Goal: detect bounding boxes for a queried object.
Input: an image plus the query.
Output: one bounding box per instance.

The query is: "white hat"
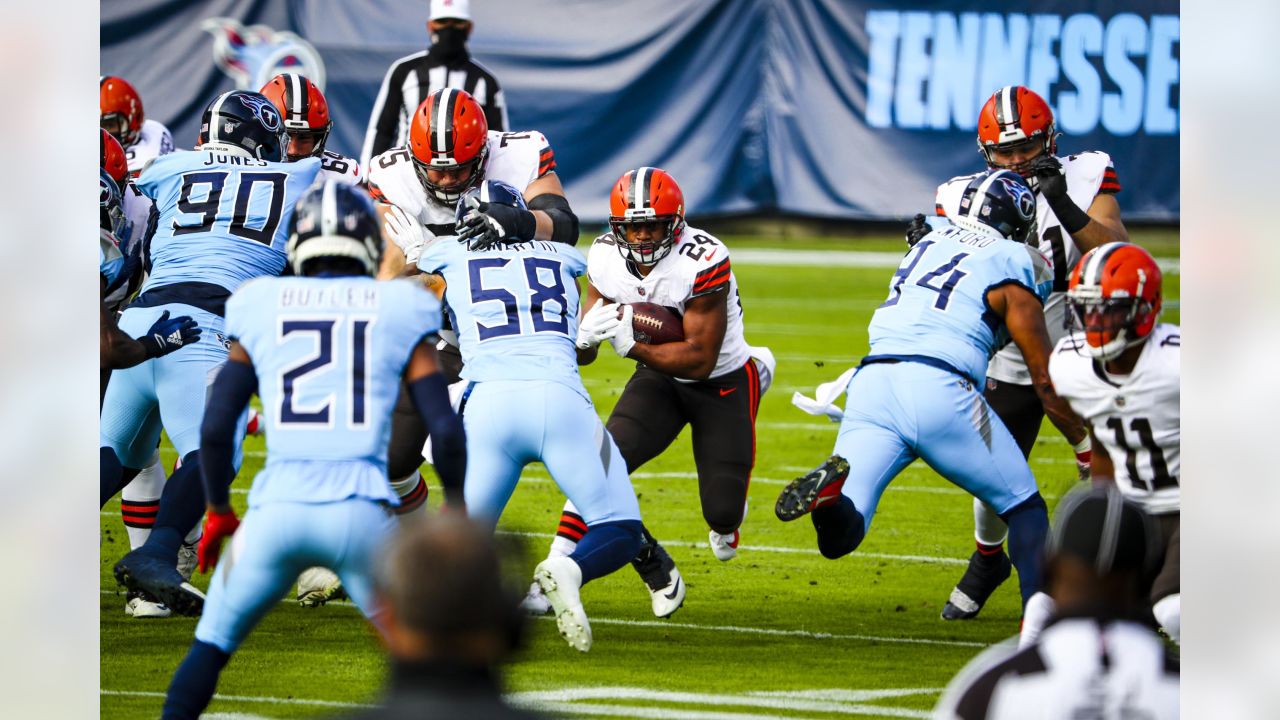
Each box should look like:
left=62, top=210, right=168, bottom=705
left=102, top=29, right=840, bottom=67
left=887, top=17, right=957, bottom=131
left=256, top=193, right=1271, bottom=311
left=430, top=0, right=471, bottom=21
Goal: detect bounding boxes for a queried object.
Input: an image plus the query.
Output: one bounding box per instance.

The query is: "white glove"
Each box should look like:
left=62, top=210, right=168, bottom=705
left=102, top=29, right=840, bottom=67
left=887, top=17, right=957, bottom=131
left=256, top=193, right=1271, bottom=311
left=609, top=304, right=636, bottom=358
left=575, top=299, right=621, bottom=350
left=383, top=205, right=429, bottom=265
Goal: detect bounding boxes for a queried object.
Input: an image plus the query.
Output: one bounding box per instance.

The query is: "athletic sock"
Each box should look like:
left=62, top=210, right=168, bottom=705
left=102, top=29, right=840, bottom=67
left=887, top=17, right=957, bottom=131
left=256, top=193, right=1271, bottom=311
left=1153, top=594, right=1180, bottom=644
left=162, top=640, right=230, bottom=720
left=569, top=519, right=643, bottom=584
left=122, top=451, right=166, bottom=549
left=145, top=452, right=207, bottom=561
left=1002, top=493, right=1049, bottom=607
left=390, top=472, right=429, bottom=517
left=811, top=495, right=865, bottom=559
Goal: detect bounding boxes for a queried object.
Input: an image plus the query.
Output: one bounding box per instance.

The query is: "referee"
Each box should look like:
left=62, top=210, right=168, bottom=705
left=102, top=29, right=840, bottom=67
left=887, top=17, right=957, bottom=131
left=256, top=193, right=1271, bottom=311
left=933, top=486, right=1178, bottom=720
left=361, top=0, right=508, bottom=168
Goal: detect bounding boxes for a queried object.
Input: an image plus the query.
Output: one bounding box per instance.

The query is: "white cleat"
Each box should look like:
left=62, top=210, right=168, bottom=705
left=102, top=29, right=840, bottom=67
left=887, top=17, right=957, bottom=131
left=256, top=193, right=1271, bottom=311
left=649, top=567, right=685, bottom=618
left=534, top=556, right=592, bottom=652
left=297, top=567, right=345, bottom=607
left=125, top=590, right=172, bottom=619
left=521, top=580, right=553, bottom=616
left=709, top=529, right=740, bottom=561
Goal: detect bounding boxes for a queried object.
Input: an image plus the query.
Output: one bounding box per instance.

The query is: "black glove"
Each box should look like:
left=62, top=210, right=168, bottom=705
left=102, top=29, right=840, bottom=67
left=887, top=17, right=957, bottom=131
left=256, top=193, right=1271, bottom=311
left=139, top=310, right=201, bottom=359
left=905, top=213, right=931, bottom=248
left=454, top=196, right=536, bottom=250
left=1026, top=153, right=1067, bottom=199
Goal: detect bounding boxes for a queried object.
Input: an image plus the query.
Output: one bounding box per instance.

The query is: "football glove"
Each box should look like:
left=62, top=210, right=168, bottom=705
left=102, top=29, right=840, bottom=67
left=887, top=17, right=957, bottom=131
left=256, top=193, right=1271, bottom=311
left=197, top=508, right=240, bottom=573
left=139, top=310, right=201, bottom=359
left=609, top=304, right=636, bottom=358
left=1026, top=153, right=1068, bottom=199
left=1073, top=436, right=1092, bottom=483
left=576, top=299, right=622, bottom=350
left=905, top=213, right=931, bottom=248
left=455, top=195, right=536, bottom=249
left=383, top=205, right=430, bottom=265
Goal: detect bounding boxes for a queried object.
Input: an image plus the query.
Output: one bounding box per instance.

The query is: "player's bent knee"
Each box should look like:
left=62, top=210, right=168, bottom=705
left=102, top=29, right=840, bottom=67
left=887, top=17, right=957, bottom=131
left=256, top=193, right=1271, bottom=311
left=999, top=491, right=1048, bottom=522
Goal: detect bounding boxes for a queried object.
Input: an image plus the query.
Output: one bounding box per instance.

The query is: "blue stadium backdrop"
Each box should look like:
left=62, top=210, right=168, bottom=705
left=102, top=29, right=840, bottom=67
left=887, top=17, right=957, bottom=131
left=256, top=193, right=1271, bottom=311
left=101, top=0, right=1179, bottom=222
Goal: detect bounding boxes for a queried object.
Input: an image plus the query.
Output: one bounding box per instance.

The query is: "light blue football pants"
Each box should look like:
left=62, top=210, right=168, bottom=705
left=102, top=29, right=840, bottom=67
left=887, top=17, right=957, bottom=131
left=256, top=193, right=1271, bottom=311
left=100, top=303, right=247, bottom=468
left=834, top=361, right=1039, bottom=531
left=461, top=380, right=642, bottom=527
left=195, top=498, right=395, bottom=653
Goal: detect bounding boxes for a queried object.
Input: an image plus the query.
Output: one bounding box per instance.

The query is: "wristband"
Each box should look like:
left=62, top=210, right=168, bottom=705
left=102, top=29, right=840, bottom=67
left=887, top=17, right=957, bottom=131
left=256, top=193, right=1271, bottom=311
left=1045, top=192, right=1091, bottom=235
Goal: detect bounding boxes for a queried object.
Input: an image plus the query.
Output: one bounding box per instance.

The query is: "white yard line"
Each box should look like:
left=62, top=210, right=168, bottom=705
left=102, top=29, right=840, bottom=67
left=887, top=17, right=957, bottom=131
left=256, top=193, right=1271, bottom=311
left=731, top=248, right=1180, bottom=275
left=100, top=689, right=374, bottom=709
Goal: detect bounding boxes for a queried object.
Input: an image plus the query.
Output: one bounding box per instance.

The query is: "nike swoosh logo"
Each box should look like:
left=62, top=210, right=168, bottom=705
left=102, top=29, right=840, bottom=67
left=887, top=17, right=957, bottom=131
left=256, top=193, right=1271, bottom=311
left=704, top=250, right=717, bottom=262
left=719, top=387, right=737, bottom=396
left=663, top=577, right=682, bottom=600
left=813, top=494, right=837, bottom=507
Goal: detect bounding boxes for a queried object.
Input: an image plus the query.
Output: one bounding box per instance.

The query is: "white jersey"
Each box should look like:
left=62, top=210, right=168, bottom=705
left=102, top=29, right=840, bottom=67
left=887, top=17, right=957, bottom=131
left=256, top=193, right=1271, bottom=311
left=367, top=129, right=554, bottom=264
left=936, top=151, right=1120, bottom=384
left=102, top=181, right=155, bottom=311
left=587, top=226, right=752, bottom=381
left=124, top=119, right=174, bottom=177
left=315, top=150, right=361, bottom=189
left=1049, top=324, right=1180, bottom=514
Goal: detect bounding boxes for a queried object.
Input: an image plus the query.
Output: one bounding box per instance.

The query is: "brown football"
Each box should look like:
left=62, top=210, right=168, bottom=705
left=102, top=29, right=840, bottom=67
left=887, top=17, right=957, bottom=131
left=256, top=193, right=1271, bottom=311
left=627, top=302, right=685, bottom=345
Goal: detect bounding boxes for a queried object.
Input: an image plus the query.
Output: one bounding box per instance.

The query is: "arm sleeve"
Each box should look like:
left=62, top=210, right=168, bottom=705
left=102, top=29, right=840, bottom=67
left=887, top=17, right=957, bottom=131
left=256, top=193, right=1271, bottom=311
left=200, top=360, right=256, bottom=507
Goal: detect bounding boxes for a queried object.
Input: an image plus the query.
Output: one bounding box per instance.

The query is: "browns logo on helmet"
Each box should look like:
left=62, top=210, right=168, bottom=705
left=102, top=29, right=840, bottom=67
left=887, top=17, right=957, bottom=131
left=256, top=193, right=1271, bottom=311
left=609, top=167, right=686, bottom=266
left=1067, top=242, right=1162, bottom=361
left=100, top=76, right=145, bottom=148
left=259, top=73, right=333, bottom=161
left=408, top=88, right=490, bottom=204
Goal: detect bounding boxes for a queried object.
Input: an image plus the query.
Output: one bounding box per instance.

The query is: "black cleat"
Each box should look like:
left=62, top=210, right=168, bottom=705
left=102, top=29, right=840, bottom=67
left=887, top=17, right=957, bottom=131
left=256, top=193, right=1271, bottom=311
left=941, top=549, right=1012, bottom=620
left=775, top=455, right=851, bottom=521
left=114, top=549, right=205, bottom=617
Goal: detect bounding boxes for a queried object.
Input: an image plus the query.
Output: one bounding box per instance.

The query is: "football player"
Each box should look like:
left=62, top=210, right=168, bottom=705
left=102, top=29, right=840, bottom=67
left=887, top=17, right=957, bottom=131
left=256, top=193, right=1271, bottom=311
left=101, top=148, right=199, bottom=618
left=529, top=167, right=774, bottom=619
left=160, top=181, right=465, bottom=719
left=416, top=180, right=642, bottom=652
left=1020, top=243, right=1180, bottom=645
left=259, top=72, right=361, bottom=188
left=780, top=170, right=1069, bottom=614
left=106, top=90, right=322, bottom=616
left=100, top=75, right=174, bottom=177
left=924, top=86, right=1129, bottom=621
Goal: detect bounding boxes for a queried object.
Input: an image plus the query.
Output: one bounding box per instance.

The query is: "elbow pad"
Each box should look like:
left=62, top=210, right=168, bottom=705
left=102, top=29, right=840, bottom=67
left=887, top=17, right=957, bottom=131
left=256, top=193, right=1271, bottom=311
left=529, top=193, right=579, bottom=246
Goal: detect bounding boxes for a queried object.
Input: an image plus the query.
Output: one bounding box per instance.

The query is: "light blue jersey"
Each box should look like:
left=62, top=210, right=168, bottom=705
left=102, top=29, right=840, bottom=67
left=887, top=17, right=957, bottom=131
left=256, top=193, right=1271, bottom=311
left=867, top=224, right=1052, bottom=385
left=136, top=150, right=321, bottom=295
left=225, top=276, right=442, bottom=507
left=99, top=229, right=124, bottom=289
left=418, top=239, right=585, bottom=388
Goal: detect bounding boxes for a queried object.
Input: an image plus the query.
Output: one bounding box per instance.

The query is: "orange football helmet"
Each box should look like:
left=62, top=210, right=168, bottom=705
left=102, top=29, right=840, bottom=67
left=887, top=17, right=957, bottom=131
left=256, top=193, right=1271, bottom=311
left=100, top=76, right=144, bottom=148
left=1067, top=242, right=1162, bottom=361
left=976, top=86, right=1057, bottom=173
left=408, top=88, right=489, bottom=203
left=609, top=167, right=686, bottom=266
left=101, top=129, right=129, bottom=192
left=259, top=73, right=332, bottom=161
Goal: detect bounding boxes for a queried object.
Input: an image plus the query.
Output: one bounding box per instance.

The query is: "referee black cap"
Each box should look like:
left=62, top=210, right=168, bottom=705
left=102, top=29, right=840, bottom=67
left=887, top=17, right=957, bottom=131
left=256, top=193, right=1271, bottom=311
left=1047, top=486, right=1162, bottom=576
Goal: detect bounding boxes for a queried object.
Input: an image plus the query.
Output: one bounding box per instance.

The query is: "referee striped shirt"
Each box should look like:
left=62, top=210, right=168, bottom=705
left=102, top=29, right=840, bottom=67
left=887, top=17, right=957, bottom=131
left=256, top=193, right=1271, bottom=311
left=361, top=52, right=508, bottom=168
left=934, top=616, right=1178, bottom=719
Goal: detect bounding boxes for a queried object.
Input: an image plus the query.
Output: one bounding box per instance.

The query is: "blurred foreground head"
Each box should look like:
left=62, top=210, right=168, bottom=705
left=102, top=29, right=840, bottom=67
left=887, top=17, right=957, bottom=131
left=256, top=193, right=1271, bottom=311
left=1044, top=486, right=1162, bottom=616
left=375, top=514, right=525, bottom=663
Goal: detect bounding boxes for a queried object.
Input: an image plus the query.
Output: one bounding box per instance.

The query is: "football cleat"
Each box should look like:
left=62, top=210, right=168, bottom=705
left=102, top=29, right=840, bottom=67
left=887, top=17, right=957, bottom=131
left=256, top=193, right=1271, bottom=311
left=631, top=540, right=685, bottom=617
left=940, top=549, right=1013, bottom=620
left=533, top=556, right=592, bottom=652
left=297, top=567, right=346, bottom=608
left=708, top=530, right=740, bottom=562
left=245, top=408, right=264, bottom=436
left=124, top=589, right=171, bottom=619
left=775, top=455, right=851, bottom=521
left=520, top=580, right=552, bottom=616
left=177, top=541, right=198, bottom=581
left=114, top=550, right=205, bottom=617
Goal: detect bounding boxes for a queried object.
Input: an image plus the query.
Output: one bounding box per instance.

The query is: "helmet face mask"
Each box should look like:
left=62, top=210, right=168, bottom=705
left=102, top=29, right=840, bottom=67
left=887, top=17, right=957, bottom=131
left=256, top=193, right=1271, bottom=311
left=287, top=181, right=383, bottom=276
left=1067, top=243, right=1163, bottom=362
left=100, top=169, right=129, bottom=239
left=409, top=89, right=490, bottom=205
left=259, top=73, right=333, bottom=162
left=100, top=76, right=144, bottom=148
left=610, top=217, right=678, bottom=266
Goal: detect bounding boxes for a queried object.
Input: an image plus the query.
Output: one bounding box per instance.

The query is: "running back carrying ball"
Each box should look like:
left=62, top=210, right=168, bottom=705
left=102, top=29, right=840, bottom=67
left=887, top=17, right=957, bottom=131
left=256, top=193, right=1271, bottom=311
left=626, top=302, right=684, bottom=345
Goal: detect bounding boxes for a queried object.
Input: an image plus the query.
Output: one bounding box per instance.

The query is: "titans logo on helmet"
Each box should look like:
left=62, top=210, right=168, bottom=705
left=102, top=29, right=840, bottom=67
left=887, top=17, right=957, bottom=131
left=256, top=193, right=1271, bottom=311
left=237, top=93, right=283, bottom=132
left=997, top=176, right=1036, bottom=222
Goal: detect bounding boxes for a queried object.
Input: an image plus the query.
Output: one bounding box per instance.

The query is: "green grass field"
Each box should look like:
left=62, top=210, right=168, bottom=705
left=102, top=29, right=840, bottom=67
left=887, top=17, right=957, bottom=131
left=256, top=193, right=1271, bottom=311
left=100, top=231, right=1179, bottom=719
